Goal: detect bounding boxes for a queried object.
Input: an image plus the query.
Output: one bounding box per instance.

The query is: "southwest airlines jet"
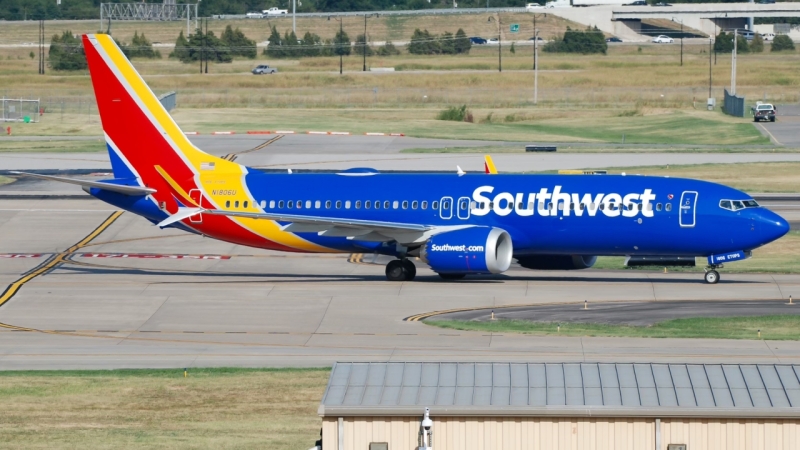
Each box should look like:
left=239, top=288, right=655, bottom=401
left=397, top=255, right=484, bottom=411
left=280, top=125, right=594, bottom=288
left=15, top=34, right=790, bottom=284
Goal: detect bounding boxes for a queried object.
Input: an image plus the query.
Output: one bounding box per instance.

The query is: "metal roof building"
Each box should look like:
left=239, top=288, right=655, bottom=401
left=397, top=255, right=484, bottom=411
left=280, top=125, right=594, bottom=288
left=319, top=362, right=800, bottom=450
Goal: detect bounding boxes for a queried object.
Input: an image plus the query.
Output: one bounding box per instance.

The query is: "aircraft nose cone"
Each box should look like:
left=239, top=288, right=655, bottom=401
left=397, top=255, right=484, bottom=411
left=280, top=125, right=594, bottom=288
left=757, top=210, right=790, bottom=244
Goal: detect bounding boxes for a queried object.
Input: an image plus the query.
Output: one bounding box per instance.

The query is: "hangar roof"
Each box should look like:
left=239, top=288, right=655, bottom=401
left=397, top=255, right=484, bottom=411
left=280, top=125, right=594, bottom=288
left=319, top=362, right=800, bottom=418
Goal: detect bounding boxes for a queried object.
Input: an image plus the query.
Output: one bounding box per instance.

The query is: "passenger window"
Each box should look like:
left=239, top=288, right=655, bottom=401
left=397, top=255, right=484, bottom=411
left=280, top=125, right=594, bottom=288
left=297, top=200, right=302, bottom=209
left=315, top=200, right=321, bottom=208
left=402, top=201, right=409, bottom=209
left=336, top=201, right=342, bottom=209
left=666, top=203, right=672, bottom=212
left=355, top=200, right=361, bottom=209
left=235, top=201, right=240, bottom=208
left=393, top=201, right=399, bottom=209
left=443, top=200, right=450, bottom=210
left=412, top=201, right=418, bottom=210
left=558, top=203, right=564, bottom=211
left=225, top=200, right=230, bottom=208
left=489, top=202, right=494, bottom=209
left=244, top=201, right=249, bottom=209
left=345, top=201, right=351, bottom=209
left=460, top=200, right=468, bottom=210
left=548, top=202, right=554, bottom=210
left=384, top=201, right=390, bottom=209
left=305, top=200, right=311, bottom=209
left=374, top=201, right=380, bottom=210
left=269, top=200, right=275, bottom=208
left=432, top=201, right=439, bottom=210
left=279, top=200, right=285, bottom=208
left=261, top=200, right=266, bottom=208
left=326, top=200, right=331, bottom=209
left=599, top=203, right=605, bottom=210
left=656, top=203, right=662, bottom=211
left=365, top=200, right=371, bottom=209
left=732, top=200, right=744, bottom=211
left=422, top=201, right=428, bottom=210
left=719, top=200, right=732, bottom=210
left=638, top=204, right=642, bottom=211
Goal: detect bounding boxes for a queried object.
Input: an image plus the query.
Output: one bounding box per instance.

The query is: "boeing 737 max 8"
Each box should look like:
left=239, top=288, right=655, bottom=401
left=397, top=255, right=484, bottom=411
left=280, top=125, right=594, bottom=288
left=14, top=35, right=790, bottom=284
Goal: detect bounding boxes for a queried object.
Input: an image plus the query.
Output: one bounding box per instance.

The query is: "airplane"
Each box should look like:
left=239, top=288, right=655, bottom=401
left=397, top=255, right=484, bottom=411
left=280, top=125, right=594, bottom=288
left=13, top=34, right=790, bottom=284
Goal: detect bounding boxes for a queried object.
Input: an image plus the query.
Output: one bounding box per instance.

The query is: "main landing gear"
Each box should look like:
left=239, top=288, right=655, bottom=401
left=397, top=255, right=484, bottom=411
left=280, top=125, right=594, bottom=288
left=386, top=259, right=416, bottom=281
left=704, top=265, right=722, bottom=284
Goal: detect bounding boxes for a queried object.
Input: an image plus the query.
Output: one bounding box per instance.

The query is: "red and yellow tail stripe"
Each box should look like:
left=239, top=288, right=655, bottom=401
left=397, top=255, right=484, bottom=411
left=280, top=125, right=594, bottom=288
left=84, top=34, right=332, bottom=253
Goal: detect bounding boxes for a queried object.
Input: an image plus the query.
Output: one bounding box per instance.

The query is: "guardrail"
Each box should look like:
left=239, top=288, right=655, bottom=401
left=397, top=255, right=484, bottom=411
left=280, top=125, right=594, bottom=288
left=211, top=7, right=528, bottom=20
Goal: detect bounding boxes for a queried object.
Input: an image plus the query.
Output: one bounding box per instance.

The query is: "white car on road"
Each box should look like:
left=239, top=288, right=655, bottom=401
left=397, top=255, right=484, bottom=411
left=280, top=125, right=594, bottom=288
left=652, top=35, right=674, bottom=44
left=263, top=7, right=288, bottom=15
left=245, top=12, right=263, bottom=18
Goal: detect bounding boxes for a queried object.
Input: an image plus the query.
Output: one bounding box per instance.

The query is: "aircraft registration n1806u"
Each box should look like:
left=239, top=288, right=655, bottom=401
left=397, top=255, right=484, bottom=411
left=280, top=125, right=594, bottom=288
left=15, top=34, right=790, bottom=284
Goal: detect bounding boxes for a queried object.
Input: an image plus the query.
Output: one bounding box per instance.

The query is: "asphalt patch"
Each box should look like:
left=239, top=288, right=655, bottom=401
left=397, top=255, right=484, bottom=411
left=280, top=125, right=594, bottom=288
left=430, top=300, right=800, bottom=326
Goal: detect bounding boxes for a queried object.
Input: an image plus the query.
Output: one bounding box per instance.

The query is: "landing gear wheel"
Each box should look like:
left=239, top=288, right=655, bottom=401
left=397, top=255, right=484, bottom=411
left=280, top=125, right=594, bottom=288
left=438, top=273, right=466, bottom=280
left=401, top=259, right=417, bottom=281
left=385, top=260, right=407, bottom=281
left=704, top=270, right=720, bottom=284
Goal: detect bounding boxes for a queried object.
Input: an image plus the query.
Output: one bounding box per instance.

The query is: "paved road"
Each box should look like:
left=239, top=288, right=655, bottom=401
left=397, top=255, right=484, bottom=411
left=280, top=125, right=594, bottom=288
left=1, top=199, right=800, bottom=370
left=755, top=105, right=800, bottom=148
left=432, top=300, right=800, bottom=326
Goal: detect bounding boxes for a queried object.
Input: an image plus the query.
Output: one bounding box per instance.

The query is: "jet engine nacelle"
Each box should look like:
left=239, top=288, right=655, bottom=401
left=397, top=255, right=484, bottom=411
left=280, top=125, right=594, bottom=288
left=420, top=227, right=513, bottom=274
left=516, top=254, right=597, bottom=270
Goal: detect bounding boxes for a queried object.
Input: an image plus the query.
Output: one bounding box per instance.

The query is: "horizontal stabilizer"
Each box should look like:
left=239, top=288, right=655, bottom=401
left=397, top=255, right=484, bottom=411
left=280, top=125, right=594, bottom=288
left=156, top=207, right=203, bottom=228
left=10, top=171, right=155, bottom=196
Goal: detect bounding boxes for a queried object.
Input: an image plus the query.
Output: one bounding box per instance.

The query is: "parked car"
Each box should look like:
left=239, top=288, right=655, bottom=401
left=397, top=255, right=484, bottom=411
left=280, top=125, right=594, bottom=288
left=752, top=103, right=777, bottom=122
left=526, top=2, right=544, bottom=10
left=252, top=64, right=278, bottom=75
left=245, top=12, right=263, bottom=18
left=761, top=33, right=776, bottom=41
left=469, top=37, right=487, bottom=45
left=487, top=38, right=499, bottom=44
left=652, top=35, right=674, bottom=43
left=263, top=7, right=288, bottom=15
left=653, top=2, right=671, bottom=6
left=627, top=0, right=647, bottom=5
left=606, top=37, right=622, bottom=43
left=735, top=29, right=755, bottom=41
left=528, top=36, right=545, bottom=42
left=757, top=0, right=775, bottom=4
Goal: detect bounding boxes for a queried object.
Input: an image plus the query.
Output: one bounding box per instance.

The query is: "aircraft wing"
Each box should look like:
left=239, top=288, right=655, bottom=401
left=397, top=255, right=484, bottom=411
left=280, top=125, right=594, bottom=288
left=10, top=171, right=155, bottom=196
left=158, top=207, right=470, bottom=245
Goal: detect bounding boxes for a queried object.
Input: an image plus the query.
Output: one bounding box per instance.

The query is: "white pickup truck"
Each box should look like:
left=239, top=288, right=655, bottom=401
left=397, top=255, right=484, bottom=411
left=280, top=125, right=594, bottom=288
left=263, top=7, right=288, bottom=15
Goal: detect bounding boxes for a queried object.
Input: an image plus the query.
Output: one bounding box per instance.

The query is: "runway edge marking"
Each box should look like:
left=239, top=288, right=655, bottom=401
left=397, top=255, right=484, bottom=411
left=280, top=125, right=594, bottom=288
left=0, top=211, right=124, bottom=321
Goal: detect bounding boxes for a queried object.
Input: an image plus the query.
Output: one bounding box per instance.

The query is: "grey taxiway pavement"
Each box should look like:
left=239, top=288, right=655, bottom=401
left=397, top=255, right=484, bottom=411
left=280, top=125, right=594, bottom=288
left=1, top=199, right=800, bottom=370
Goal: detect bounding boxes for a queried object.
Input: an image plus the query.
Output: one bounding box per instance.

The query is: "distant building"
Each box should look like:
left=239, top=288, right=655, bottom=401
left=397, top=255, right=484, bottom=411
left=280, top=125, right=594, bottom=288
left=318, top=362, right=800, bottom=450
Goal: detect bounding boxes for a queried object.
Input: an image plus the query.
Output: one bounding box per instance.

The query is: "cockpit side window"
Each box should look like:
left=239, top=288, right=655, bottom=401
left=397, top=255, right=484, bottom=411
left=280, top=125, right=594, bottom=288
left=719, top=200, right=732, bottom=211
left=732, top=200, right=745, bottom=211
left=743, top=200, right=759, bottom=208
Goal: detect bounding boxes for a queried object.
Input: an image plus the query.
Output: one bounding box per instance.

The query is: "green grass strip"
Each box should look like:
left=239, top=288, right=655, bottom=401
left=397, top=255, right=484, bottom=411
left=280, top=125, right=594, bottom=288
left=427, top=315, right=800, bottom=340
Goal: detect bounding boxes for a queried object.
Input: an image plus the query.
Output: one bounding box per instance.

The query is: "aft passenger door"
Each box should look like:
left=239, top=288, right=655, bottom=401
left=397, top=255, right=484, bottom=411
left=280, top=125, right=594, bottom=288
left=679, top=191, right=697, bottom=228
left=440, top=196, right=453, bottom=219
left=189, top=189, right=203, bottom=223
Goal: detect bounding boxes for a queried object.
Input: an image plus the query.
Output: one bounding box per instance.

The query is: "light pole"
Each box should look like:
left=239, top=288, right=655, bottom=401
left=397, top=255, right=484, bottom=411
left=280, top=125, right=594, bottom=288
left=731, top=29, right=737, bottom=95
left=488, top=15, right=501, bottom=72
left=363, top=13, right=378, bottom=72
left=672, top=17, right=683, bottom=66
left=532, top=13, right=546, bottom=70
left=534, top=30, right=540, bottom=104
left=328, top=16, right=343, bottom=75
left=708, top=37, right=713, bottom=100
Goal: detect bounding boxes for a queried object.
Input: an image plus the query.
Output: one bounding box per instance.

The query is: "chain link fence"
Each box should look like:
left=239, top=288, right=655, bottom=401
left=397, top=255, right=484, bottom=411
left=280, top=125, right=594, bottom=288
left=1, top=98, right=40, bottom=123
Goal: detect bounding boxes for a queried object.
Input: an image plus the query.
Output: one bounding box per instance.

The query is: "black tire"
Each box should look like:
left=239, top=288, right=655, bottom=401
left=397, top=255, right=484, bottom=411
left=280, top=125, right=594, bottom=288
left=704, top=270, right=720, bottom=284
left=385, top=260, right=407, bottom=281
left=438, top=273, right=466, bottom=280
left=401, top=259, right=417, bottom=281
left=770, top=117, right=776, bottom=122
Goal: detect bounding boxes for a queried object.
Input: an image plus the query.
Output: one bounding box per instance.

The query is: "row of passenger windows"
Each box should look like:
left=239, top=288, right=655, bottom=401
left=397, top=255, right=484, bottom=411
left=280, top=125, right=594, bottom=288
left=719, top=199, right=759, bottom=211
left=222, top=198, right=677, bottom=213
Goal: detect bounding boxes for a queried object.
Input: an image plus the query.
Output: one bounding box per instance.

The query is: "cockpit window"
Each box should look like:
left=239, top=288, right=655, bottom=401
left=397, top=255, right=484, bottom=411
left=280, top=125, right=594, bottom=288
left=720, top=199, right=759, bottom=211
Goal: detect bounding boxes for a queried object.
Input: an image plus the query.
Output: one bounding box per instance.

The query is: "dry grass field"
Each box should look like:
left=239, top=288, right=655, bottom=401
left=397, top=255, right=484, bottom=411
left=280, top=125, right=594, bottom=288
left=0, top=368, right=329, bottom=450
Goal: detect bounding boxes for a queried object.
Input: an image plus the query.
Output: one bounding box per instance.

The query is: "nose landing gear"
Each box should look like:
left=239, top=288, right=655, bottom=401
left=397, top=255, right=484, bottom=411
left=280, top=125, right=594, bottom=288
left=704, top=265, right=722, bottom=284
left=385, top=259, right=416, bottom=281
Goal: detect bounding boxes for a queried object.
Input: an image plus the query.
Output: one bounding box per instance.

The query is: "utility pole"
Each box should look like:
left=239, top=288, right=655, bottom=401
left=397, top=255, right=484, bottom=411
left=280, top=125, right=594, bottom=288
left=708, top=38, right=712, bottom=100
left=680, top=20, right=683, bottom=66
left=361, top=14, right=378, bottom=72
left=534, top=29, right=540, bottom=104
left=204, top=18, right=208, bottom=74
left=292, top=0, right=296, bottom=33
left=731, top=29, right=737, bottom=95
left=199, top=18, right=203, bottom=74
left=329, top=16, right=343, bottom=75
left=38, top=20, right=45, bottom=75
left=488, top=15, right=501, bottom=72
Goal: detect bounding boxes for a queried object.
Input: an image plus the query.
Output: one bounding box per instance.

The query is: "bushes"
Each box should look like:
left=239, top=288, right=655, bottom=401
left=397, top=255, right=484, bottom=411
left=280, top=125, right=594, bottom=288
left=170, top=28, right=232, bottom=63
left=750, top=33, right=764, bottom=53
left=376, top=41, right=401, bottom=56
left=772, top=35, right=796, bottom=52
left=543, top=27, right=607, bottom=54
left=265, top=26, right=329, bottom=58
left=714, top=31, right=749, bottom=53
left=408, top=28, right=471, bottom=55
left=119, top=31, right=161, bottom=59
left=354, top=34, right=374, bottom=57
left=49, top=31, right=86, bottom=71
left=221, top=25, right=256, bottom=58
left=437, top=105, right=472, bottom=123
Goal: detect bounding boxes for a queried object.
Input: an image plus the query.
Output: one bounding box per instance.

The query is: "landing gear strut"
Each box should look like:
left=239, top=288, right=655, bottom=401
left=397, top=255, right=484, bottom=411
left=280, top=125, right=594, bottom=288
left=385, top=259, right=416, bottom=281
left=704, top=265, right=722, bottom=284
